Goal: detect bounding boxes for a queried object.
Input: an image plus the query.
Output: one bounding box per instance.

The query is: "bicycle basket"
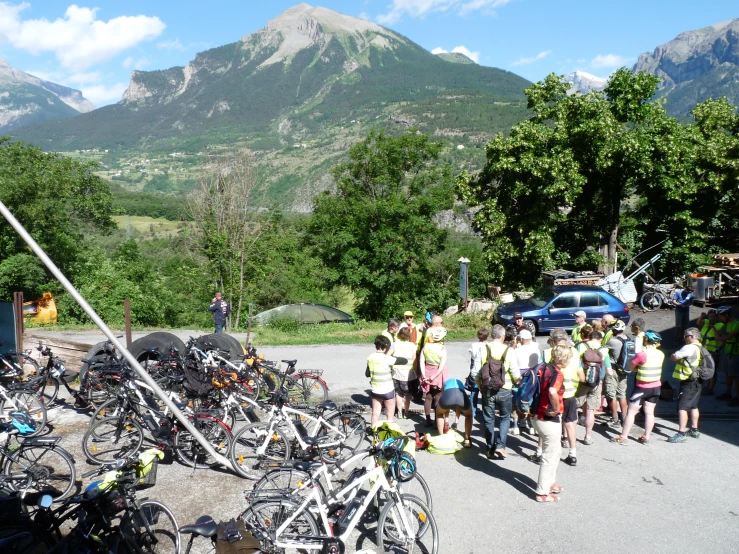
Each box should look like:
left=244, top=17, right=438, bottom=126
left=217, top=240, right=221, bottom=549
left=136, top=448, right=164, bottom=489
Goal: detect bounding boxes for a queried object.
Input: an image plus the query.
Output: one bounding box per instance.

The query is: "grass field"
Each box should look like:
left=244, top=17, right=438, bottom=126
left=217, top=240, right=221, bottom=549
left=111, top=215, right=187, bottom=236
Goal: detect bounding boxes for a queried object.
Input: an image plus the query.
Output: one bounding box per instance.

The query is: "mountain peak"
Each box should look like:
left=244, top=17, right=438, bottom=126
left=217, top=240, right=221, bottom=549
left=563, top=70, right=607, bottom=95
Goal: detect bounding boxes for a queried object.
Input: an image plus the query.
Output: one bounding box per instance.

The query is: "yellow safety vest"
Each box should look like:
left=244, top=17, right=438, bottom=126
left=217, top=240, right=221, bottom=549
left=636, top=346, right=664, bottom=383
left=381, top=330, right=396, bottom=345
left=422, top=342, right=445, bottom=366
left=602, top=330, right=613, bottom=346
left=700, top=321, right=723, bottom=353
left=721, top=320, right=739, bottom=355
left=481, top=342, right=518, bottom=390
left=673, top=343, right=701, bottom=381
left=367, top=352, right=394, bottom=389
left=571, top=324, right=584, bottom=344
left=393, top=340, right=417, bottom=379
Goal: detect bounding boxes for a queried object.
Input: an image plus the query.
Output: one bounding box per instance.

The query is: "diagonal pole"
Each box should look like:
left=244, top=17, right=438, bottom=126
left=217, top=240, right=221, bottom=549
left=0, top=199, right=234, bottom=470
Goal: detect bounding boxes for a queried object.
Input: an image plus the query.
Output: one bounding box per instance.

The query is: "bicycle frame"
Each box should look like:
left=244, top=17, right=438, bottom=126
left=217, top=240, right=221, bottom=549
left=253, top=403, right=347, bottom=455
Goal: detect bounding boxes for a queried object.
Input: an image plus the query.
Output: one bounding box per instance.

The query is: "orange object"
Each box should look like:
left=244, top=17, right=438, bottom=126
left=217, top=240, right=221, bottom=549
left=23, top=292, right=57, bottom=324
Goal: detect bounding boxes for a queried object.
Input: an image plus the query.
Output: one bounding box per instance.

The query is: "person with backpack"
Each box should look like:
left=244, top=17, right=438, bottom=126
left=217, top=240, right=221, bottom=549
left=575, top=328, right=609, bottom=444
left=668, top=327, right=710, bottom=443
left=476, top=324, right=521, bottom=460
left=630, top=318, right=646, bottom=353
left=467, top=327, right=490, bottom=420
left=511, top=329, right=540, bottom=436
left=610, top=330, right=664, bottom=446
left=605, top=320, right=632, bottom=428
left=419, top=326, right=449, bottom=428
left=533, top=345, right=568, bottom=503
left=366, top=335, right=410, bottom=426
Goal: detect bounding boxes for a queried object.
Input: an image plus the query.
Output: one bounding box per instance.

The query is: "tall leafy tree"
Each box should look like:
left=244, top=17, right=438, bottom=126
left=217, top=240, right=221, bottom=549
left=309, top=130, right=455, bottom=320
left=457, top=69, right=699, bottom=288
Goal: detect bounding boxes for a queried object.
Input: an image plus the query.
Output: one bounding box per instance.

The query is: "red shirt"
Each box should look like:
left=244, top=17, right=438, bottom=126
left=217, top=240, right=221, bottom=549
left=536, top=364, right=565, bottom=421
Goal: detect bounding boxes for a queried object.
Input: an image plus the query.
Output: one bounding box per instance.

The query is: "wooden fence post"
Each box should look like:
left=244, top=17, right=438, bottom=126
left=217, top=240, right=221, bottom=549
left=12, top=291, right=23, bottom=352
left=124, top=298, right=132, bottom=346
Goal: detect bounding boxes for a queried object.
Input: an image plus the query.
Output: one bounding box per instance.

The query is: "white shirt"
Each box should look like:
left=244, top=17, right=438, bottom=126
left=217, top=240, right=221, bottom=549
left=673, top=343, right=701, bottom=365
left=514, top=342, right=541, bottom=370
left=469, top=341, right=487, bottom=380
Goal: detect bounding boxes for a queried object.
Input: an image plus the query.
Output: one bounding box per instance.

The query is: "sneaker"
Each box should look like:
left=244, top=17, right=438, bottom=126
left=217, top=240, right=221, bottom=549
left=486, top=449, right=496, bottom=460
left=610, top=435, right=628, bottom=446
left=668, top=432, right=687, bottom=443
left=608, top=418, right=621, bottom=429
left=687, top=428, right=700, bottom=439
left=528, top=453, right=543, bottom=465
left=582, top=436, right=594, bottom=446
left=564, top=455, right=577, bottom=466
left=512, top=426, right=521, bottom=436
left=729, top=398, right=739, bottom=408
left=717, top=393, right=732, bottom=401
left=496, top=448, right=507, bottom=459
left=637, top=435, right=650, bottom=446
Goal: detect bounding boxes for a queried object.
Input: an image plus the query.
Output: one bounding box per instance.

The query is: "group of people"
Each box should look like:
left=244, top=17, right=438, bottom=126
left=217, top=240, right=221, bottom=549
left=365, top=305, right=736, bottom=503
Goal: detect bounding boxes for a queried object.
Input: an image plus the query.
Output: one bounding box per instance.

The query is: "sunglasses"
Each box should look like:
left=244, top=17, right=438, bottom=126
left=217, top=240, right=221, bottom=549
left=405, top=316, right=413, bottom=319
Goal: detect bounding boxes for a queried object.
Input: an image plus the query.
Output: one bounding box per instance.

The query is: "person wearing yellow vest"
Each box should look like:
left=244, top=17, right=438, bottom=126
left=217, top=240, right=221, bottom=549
left=697, top=309, right=723, bottom=396
left=630, top=318, right=646, bottom=353
left=392, top=326, right=418, bottom=419
left=575, top=327, right=610, bottom=446
left=601, top=314, right=615, bottom=346
left=381, top=319, right=400, bottom=355
left=366, top=335, right=410, bottom=426
left=541, top=329, right=582, bottom=466
left=611, top=330, right=664, bottom=446
left=419, top=326, right=449, bottom=428
left=715, top=306, right=739, bottom=405
left=571, top=311, right=587, bottom=344
left=477, top=324, right=521, bottom=460
left=668, top=327, right=703, bottom=443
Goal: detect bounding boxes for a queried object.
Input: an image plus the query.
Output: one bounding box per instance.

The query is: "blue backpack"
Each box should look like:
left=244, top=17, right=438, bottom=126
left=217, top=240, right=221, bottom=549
left=516, top=366, right=540, bottom=414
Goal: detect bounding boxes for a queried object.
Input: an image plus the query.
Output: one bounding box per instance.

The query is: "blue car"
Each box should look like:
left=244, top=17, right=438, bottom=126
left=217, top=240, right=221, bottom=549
left=494, top=285, right=630, bottom=333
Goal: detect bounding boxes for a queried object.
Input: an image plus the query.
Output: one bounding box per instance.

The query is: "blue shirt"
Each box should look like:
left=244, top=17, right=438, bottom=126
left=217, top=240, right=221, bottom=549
left=443, top=378, right=465, bottom=391
left=673, top=290, right=694, bottom=311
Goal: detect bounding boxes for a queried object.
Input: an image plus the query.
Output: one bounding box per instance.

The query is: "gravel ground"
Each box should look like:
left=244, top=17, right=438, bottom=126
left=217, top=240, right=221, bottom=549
left=30, top=303, right=739, bottom=553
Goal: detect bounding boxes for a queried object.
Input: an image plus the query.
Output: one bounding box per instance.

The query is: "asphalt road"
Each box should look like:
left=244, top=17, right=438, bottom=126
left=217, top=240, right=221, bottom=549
left=32, top=304, right=739, bottom=553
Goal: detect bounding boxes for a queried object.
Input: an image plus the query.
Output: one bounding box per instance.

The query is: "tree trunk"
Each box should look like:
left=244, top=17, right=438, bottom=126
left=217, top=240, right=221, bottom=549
left=606, top=224, right=619, bottom=275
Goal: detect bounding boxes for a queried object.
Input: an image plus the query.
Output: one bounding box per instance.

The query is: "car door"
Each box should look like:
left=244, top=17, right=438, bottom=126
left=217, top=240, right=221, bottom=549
left=579, top=291, right=609, bottom=321
left=545, top=292, right=579, bottom=330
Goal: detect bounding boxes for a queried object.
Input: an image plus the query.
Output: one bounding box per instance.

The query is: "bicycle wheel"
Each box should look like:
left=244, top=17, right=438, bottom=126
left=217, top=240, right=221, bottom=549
left=29, top=374, right=59, bottom=405
left=377, top=494, right=438, bottom=554
left=89, top=398, right=124, bottom=426
left=639, top=291, right=663, bottom=311
left=16, top=353, right=40, bottom=379
left=319, top=410, right=367, bottom=463
left=253, top=468, right=320, bottom=501
left=82, top=416, right=144, bottom=465
left=0, top=389, right=47, bottom=436
left=174, top=415, right=232, bottom=469
left=84, top=372, right=121, bottom=407
left=124, top=499, right=180, bottom=554
left=286, top=375, right=328, bottom=406
left=230, top=422, right=291, bottom=480
left=241, top=499, right=319, bottom=551
left=397, top=471, right=433, bottom=513
left=0, top=520, right=55, bottom=554
left=3, top=444, right=76, bottom=500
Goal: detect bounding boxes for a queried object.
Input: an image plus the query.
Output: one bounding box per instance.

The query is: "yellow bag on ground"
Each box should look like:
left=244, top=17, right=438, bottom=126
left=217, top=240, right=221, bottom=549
left=425, top=431, right=463, bottom=455
left=371, top=421, right=416, bottom=457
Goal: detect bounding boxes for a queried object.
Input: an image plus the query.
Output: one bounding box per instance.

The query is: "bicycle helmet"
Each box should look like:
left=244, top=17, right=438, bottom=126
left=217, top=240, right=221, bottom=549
left=644, top=330, right=662, bottom=344
left=428, top=327, right=447, bottom=342
left=717, top=305, right=732, bottom=315
left=10, top=411, right=36, bottom=435
left=609, top=320, right=626, bottom=332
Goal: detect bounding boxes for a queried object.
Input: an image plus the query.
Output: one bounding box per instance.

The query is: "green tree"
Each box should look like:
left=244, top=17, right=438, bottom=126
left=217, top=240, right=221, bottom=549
left=0, top=138, right=114, bottom=295
left=308, top=130, right=455, bottom=320
left=457, top=69, right=699, bottom=288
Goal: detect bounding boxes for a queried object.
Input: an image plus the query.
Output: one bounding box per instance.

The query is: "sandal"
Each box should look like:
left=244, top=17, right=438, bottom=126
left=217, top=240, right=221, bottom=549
left=463, top=439, right=472, bottom=449
left=535, top=494, right=559, bottom=503
left=637, top=435, right=650, bottom=446
left=610, top=435, right=628, bottom=446
left=550, top=484, right=563, bottom=494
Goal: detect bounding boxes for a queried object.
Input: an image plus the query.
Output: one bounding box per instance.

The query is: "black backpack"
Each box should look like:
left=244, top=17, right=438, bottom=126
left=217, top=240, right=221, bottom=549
left=480, top=345, right=509, bottom=394
left=688, top=346, right=716, bottom=382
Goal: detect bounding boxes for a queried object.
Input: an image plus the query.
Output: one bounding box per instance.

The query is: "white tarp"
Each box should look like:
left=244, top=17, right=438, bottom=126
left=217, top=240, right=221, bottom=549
left=599, top=271, right=638, bottom=304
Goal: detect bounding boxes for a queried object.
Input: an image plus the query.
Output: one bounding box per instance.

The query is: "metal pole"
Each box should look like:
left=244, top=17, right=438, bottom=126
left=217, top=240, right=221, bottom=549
left=246, top=302, right=253, bottom=346
left=0, top=200, right=233, bottom=470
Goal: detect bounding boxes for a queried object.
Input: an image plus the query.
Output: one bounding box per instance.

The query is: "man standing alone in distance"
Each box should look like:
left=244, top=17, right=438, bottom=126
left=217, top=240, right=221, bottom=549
left=209, top=292, right=230, bottom=333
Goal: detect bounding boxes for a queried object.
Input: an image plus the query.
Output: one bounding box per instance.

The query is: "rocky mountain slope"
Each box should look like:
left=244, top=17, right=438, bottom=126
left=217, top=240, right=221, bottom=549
left=12, top=4, right=530, bottom=207
left=634, top=18, right=739, bottom=116
left=563, top=70, right=607, bottom=95
left=0, top=60, right=94, bottom=132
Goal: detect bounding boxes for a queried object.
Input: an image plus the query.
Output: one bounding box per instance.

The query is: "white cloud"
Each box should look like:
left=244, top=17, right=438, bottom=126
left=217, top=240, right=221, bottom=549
left=431, top=45, right=480, bottom=63
left=157, top=37, right=183, bottom=50
left=122, top=56, right=149, bottom=70
left=510, top=50, right=551, bottom=66
left=80, top=82, right=127, bottom=105
left=590, top=54, right=630, bottom=68
left=66, top=71, right=101, bottom=84
left=377, top=0, right=511, bottom=24
left=0, top=3, right=165, bottom=72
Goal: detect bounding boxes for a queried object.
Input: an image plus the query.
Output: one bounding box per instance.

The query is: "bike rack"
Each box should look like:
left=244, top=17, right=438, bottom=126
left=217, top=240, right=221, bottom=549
left=0, top=199, right=235, bottom=472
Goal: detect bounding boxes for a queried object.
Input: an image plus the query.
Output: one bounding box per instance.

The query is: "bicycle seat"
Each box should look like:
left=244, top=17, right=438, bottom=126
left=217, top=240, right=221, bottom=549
left=293, top=461, right=323, bottom=472
left=317, top=400, right=337, bottom=411
left=281, top=359, right=297, bottom=366
left=179, top=515, right=218, bottom=538
left=301, top=435, right=329, bottom=446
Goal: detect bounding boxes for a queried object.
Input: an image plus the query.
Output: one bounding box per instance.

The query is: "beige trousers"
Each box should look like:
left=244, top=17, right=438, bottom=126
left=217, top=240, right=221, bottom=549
left=533, top=418, right=562, bottom=495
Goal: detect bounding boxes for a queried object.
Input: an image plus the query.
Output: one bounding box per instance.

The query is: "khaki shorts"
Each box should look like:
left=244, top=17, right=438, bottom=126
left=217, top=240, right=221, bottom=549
left=604, top=372, right=628, bottom=400
left=576, top=382, right=602, bottom=410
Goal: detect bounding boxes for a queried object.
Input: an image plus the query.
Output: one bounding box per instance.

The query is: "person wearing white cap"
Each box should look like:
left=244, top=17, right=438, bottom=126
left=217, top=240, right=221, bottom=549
left=571, top=311, right=587, bottom=344
left=511, top=328, right=540, bottom=436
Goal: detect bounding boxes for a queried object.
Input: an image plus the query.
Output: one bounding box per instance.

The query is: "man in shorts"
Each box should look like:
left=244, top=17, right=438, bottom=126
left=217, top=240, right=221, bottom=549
left=436, top=378, right=472, bottom=448
left=668, top=327, right=703, bottom=443
left=576, top=328, right=609, bottom=445
left=605, top=320, right=629, bottom=428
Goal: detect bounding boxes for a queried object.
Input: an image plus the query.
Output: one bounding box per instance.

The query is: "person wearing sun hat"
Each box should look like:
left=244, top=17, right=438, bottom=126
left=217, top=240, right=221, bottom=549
left=571, top=311, right=587, bottom=344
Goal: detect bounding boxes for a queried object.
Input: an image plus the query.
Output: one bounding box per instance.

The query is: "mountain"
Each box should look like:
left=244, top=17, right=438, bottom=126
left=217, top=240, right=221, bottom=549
left=0, top=60, right=95, bottom=132
left=434, top=52, right=475, bottom=64
left=633, top=19, right=739, bottom=117
left=12, top=3, right=531, bottom=208
left=563, top=71, right=607, bottom=95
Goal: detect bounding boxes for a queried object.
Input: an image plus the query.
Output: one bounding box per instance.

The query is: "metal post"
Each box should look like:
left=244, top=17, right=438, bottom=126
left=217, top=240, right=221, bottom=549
left=12, top=291, right=24, bottom=352
left=124, top=298, right=132, bottom=346
left=458, top=257, right=470, bottom=311
left=0, top=200, right=233, bottom=470
left=246, top=302, right=253, bottom=347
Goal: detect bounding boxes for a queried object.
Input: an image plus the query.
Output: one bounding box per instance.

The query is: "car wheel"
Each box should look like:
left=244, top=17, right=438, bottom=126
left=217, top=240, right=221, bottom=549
left=522, top=319, right=537, bottom=335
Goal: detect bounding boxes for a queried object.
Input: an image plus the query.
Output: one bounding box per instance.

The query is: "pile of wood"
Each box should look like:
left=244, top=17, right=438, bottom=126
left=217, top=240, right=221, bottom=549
left=713, top=253, right=739, bottom=267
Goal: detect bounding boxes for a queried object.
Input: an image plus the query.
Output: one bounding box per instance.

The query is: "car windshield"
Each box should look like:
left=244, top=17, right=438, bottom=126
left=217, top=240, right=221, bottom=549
left=529, top=288, right=558, bottom=308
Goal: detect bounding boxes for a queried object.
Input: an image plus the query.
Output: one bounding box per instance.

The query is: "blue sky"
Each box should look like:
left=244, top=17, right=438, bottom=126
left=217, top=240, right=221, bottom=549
left=0, top=1, right=736, bottom=107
